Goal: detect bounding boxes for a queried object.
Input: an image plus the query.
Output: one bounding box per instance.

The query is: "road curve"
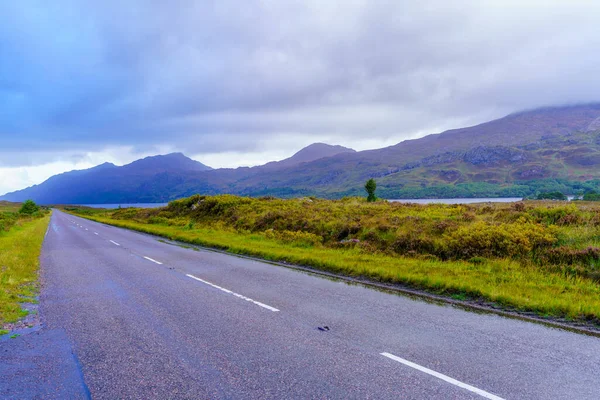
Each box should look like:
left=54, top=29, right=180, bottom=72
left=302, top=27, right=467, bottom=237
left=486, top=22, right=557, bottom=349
left=3, top=209, right=600, bottom=399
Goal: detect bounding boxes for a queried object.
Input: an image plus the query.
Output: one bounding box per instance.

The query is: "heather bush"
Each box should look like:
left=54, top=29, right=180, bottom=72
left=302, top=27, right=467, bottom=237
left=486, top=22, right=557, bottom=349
left=461, top=212, right=476, bottom=222
left=391, top=232, right=436, bottom=255
left=539, top=246, right=600, bottom=266
left=512, top=202, right=526, bottom=212
left=445, top=221, right=557, bottom=259
left=0, top=212, right=17, bottom=232
left=529, top=204, right=579, bottom=225
left=336, top=224, right=362, bottom=240
left=432, top=219, right=457, bottom=234
left=556, top=213, right=581, bottom=225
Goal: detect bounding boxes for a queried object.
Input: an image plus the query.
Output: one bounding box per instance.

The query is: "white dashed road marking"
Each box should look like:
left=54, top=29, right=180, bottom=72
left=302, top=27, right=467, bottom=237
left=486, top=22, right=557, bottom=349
left=186, top=274, right=279, bottom=312
left=143, top=256, right=163, bottom=265
left=109, top=240, right=120, bottom=246
left=380, top=352, right=504, bottom=400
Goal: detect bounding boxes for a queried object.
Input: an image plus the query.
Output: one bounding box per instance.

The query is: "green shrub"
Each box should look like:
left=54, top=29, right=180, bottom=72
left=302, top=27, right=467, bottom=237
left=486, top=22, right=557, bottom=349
left=64, top=195, right=600, bottom=271
left=445, top=221, right=557, bottom=259
left=583, top=192, right=600, bottom=201
left=0, top=212, right=17, bottom=231
left=530, top=205, right=579, bottom=225
left=391, top=233, right=436, bottom=255
left=19, top=200, right=39, bottom=215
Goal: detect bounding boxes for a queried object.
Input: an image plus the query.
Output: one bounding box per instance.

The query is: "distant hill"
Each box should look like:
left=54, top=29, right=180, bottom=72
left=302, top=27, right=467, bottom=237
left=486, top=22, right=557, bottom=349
left=0, top=153, right=212, bottom=204
left=263, top=143, right=356, bottom=169
left=123, top=152, right=212, bottom=174
left=3, top=104, right=600, bottom=203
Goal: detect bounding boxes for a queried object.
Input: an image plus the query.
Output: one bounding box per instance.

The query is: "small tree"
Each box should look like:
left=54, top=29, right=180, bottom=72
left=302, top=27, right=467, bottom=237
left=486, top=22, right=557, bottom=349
left=19, top=199, right=40, bottom=215
left=583, top=191, right=600, bottom=201
left=365, top=178, right=377, bottom=202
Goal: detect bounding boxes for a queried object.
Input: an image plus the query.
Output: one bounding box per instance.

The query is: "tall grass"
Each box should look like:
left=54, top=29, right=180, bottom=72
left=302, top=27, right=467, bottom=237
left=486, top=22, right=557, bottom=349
left=0, top=213, right=50, bottom=334
left=66, top=195, right=600, bottom=324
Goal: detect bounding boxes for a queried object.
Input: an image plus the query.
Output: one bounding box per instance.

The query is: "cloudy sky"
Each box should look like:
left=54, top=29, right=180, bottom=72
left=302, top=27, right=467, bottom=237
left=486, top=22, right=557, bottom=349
left=1, top=0, right=599, bottom=194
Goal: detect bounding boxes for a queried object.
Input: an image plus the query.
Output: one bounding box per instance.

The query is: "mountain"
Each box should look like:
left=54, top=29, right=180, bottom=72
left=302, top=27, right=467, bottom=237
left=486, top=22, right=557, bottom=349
left=3, top=103, right=600, bottom=203
left=184, top=104, right=600, bottom=198
left=263, top=143, right=356, bottom=169
left=123, top=153, right=212, bottom=174
left=0, top=153, right=212, bottom=204
left=375, top=103, right=600, bottom=164
left=189, top=103, right=600, bottom=198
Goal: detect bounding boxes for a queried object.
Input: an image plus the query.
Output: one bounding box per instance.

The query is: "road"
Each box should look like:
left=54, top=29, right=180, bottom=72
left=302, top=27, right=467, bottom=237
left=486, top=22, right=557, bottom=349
left=2, top=209, right=600, bottom=399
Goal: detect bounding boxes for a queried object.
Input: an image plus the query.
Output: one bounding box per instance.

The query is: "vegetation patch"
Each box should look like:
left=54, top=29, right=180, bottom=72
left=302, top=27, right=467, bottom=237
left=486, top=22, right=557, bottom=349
left=65, top=195, right=600, bottom=325
left=0, top=202, right=50, bottom=332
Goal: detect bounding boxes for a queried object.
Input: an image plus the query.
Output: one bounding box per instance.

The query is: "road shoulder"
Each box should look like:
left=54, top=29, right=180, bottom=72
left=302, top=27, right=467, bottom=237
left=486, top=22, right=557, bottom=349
left=0, top=328, right=90, bottom=399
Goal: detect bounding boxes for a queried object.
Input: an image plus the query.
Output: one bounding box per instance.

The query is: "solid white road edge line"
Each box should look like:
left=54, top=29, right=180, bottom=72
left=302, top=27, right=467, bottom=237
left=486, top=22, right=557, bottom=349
left=186, top=274, right=279, bottom=312
left=109, top=240, right=120, bottom=246
left=143, top=256, right=163, bottom=265
left=380, top=353, right=504, bottom=400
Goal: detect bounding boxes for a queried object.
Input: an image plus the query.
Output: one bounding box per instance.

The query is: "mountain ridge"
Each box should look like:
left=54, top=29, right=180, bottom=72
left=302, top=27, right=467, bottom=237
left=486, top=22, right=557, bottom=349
left=262, top=143, right=356, bottom=169
left=3, top=103, right=600, bottom=203
left=0, top=143, right=355, bottom=203
left=123, top=153, right=212, bottom=173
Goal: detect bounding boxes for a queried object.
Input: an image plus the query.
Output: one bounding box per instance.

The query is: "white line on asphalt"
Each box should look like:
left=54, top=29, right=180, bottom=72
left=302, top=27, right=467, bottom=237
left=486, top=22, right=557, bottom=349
left=109, top=240, right=120, bottom=246
left=143, top=256, right=163, bottom=265
left=380, top=353, right=504, bottom=400
left=186, top=274, right=280, bottom=312
left=94, top=232, right=98, bottom=235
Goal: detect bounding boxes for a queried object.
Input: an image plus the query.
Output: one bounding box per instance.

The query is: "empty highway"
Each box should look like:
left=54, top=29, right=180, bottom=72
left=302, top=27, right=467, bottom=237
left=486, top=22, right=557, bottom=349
left=2, top=210, right=600, bottom=399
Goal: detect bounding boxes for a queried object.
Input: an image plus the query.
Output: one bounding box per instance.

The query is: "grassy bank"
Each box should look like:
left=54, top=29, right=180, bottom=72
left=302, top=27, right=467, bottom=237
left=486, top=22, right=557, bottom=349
left=66, top=195, right=600, bottom=325
left=0, top=206, right=50, bottom=335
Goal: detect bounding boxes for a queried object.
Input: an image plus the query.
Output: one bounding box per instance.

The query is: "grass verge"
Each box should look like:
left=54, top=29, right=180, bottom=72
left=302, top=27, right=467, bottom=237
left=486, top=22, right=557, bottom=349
left=0, top=213, right=51, bottom=333
left=71, top=212, right=600, bottom=325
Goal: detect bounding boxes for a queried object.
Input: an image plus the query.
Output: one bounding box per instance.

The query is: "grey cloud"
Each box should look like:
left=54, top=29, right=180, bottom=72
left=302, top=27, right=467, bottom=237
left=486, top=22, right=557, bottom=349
left=1, top=0, right=600, bottom=165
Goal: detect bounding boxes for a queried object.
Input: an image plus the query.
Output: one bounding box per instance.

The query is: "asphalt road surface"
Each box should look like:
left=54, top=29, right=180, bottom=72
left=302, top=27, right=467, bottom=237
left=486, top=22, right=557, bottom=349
left=2, top=210, right=600, bottom=399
